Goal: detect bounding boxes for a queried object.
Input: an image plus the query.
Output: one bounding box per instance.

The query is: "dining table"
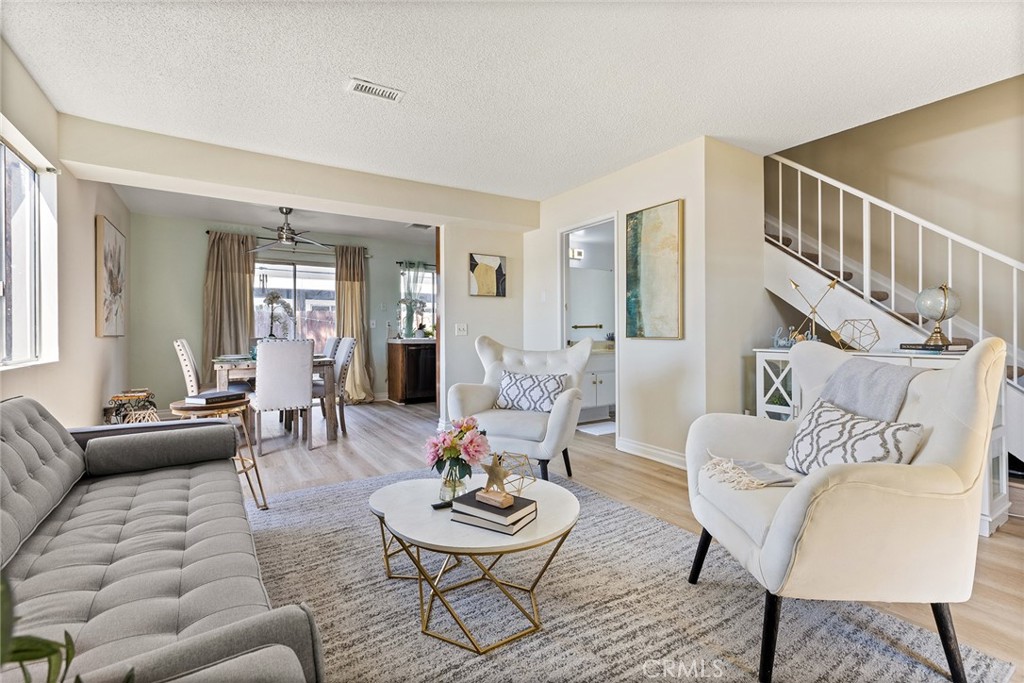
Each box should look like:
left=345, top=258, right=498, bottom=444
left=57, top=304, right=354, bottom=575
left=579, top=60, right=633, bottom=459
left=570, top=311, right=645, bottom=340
left=212, top=354, right=339, bottom=442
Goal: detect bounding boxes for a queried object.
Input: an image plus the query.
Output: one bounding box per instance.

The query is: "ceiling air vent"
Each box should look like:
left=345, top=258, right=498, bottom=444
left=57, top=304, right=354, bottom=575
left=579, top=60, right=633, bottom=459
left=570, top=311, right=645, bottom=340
left=406, top=223, right=433, bottom=230
left=347, top=77, right=405, bottom=103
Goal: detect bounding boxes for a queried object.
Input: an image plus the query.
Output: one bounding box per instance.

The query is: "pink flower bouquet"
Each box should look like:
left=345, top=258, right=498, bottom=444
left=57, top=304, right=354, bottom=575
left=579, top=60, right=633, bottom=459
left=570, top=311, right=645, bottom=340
left=425, top=416, right=490, bottom=481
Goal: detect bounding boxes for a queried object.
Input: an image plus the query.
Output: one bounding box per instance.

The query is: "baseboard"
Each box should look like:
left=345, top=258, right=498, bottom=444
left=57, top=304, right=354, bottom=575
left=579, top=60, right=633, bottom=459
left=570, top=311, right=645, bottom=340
left=374, top=392, right=390, bottom=402
left=615, top=437, right=686, bottom=470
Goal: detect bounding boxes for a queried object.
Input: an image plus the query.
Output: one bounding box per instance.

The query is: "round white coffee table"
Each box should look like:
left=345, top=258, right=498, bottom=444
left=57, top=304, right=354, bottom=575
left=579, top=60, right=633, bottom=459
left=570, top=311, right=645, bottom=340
left=369, top=474, right=579, bottom=653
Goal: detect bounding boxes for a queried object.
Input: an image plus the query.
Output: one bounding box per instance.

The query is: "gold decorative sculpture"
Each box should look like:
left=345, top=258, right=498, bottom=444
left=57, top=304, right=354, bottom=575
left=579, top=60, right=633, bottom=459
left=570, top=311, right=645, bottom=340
left=476, top=454, right=514, bottom=508
left=498, top=452, right=536, bottom=496
left=834, top=319, right=881, bottom=351
left=789, top=278, right=842, bottom=344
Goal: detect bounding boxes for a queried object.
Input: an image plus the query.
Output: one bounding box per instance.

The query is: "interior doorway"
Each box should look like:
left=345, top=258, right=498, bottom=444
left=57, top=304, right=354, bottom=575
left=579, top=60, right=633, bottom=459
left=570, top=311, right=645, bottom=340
left=561, top=218, right=616, bottom=431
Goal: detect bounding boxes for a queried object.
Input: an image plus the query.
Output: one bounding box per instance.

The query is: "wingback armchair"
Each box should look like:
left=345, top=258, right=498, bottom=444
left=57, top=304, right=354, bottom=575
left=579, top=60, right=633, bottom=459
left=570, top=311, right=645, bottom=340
left=448, top=336, right=593, bottom=480
left=685, top=338, right=1006, bottom=683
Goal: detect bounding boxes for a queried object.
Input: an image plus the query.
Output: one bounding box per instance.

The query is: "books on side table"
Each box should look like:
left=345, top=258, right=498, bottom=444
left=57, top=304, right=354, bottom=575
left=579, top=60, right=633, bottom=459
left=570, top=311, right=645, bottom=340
left=184, top=390, right=246, bottom=405
left=451, top=487, right=537, bottom=535
left=899, top=342, right=969, bottom=353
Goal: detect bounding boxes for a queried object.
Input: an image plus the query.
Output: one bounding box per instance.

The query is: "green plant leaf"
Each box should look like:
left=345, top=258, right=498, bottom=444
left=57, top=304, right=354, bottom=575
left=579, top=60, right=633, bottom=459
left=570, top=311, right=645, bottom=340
left=45, top=649, right=62, bottom=683
left=434, top=460, right=445, bottom=474
left=59, top=632, right=75, bottom=683
left=124, top=668, right=136, bottom=683
left=8, top=635, right=62, bottom=661
left=1, top=574, right=14, bottom=663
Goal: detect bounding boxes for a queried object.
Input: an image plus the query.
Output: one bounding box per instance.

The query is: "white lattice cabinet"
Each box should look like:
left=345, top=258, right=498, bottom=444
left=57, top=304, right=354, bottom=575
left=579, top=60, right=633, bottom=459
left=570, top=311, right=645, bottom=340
left=755, top=348, right=1009, bottom=536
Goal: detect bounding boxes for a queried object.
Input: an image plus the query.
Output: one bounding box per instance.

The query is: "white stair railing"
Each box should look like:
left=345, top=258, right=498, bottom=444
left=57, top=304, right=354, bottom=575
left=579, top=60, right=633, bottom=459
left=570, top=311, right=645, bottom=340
left=767, top=154, right=1023, bottom=391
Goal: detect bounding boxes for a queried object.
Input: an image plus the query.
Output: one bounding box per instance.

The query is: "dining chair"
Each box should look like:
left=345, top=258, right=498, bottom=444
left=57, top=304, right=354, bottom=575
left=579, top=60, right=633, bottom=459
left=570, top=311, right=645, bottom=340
left=249, top=339, right=315, bottom=455
left=314, top=337, right=356, bottom=435
left=172, top=338, right=252, bottom=396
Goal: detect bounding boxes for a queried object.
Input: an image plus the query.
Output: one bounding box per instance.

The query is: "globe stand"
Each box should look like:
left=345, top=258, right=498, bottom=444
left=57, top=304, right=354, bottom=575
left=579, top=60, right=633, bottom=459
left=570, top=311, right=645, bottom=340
left=924, top=322, right=952, bottom=347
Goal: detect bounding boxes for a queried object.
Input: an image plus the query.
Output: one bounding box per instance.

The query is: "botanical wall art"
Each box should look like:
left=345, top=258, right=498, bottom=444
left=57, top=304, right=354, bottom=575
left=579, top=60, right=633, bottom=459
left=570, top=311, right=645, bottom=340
left=625, top=199, right=683, bottom=339
left=469, top=253, right=506, bottom=297
left=96, top=215, right=126, bottom=336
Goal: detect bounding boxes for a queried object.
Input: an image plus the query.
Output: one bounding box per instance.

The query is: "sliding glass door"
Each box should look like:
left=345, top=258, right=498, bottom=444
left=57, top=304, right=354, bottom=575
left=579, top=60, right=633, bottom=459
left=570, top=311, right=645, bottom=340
left=254, top=261, right=335, bottom=351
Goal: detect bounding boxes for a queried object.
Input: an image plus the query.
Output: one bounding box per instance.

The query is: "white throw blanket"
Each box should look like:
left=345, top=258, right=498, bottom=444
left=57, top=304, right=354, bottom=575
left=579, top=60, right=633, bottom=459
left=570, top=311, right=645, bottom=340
left=818, top=357, right=926, bottom=422
left=702, top=453, right=797, bottom=490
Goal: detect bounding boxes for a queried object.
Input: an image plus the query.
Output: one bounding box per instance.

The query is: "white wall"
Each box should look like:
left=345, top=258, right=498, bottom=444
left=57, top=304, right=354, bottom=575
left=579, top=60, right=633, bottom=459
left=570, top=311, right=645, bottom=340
left=128, top=213, right=433, bottom=406
left=527, top=136, right=778, bottom=466
left=439, top=222, right=524, bottom=422
left=0, top=42, right=131, bottom=425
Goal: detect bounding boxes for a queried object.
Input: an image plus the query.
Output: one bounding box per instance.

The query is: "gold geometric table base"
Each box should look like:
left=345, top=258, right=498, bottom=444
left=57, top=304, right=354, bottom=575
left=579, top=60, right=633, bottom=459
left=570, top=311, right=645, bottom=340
left=389, top=530, right=572, bottom=654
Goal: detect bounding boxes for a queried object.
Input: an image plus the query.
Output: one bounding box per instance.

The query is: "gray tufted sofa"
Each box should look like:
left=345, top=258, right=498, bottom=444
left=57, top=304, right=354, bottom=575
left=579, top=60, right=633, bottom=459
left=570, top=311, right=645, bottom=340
left=0, top=397, right=324, bottom=682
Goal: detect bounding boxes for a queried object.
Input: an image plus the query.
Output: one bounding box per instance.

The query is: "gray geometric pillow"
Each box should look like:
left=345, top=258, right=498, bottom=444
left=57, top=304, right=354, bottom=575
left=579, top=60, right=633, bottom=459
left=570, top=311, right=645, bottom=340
left=495, top=371, right=568, bottom=412
left=785, top=399, right=928, bottom=475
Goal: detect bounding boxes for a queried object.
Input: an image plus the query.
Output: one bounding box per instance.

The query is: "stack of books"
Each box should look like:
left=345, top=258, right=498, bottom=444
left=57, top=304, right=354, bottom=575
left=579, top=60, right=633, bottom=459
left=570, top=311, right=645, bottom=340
left=184, top=390, right=246, bottom=405
left=451, top=487, right=537, bottom=535
left=899, top=342, right=969, bottom=353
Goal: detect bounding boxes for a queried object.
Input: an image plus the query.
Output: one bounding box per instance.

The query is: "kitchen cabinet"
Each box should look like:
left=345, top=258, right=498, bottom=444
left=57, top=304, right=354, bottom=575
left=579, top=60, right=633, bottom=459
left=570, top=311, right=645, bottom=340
left=388, top=340, right=436, bottom=404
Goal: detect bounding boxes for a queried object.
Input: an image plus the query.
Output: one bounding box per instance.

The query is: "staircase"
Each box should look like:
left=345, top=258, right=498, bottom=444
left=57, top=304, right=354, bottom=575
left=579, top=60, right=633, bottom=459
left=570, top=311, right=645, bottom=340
left=764, top=154, right=1024, bottom=392
left=763, top=155, right=1023, bottom=532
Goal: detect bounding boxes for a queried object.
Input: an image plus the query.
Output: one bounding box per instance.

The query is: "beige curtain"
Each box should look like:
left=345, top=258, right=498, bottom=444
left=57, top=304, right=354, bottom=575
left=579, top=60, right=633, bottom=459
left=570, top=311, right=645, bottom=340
left=202, top=232, right=256, bottom=383
left=336, top=245, right=375, bottom=403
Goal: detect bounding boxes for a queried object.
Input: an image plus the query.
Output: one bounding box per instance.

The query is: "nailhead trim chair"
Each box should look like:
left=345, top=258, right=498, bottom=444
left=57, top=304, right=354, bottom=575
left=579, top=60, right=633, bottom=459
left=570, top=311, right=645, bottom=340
left=250, top=339, right=315, bottom=455
left=313, top=337, right=356, bottom=435
left=173, top=338, right=252, bottom=396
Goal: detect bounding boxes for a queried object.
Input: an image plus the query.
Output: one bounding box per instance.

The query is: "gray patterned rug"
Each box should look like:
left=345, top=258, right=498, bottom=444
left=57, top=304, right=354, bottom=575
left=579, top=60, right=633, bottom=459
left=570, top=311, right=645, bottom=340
left=246, top=471, right=1013, bottom=683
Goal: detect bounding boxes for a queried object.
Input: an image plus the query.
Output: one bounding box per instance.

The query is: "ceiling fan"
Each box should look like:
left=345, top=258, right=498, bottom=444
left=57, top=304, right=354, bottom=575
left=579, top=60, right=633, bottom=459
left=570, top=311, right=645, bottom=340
left=250, top=207, right=330, bottom=253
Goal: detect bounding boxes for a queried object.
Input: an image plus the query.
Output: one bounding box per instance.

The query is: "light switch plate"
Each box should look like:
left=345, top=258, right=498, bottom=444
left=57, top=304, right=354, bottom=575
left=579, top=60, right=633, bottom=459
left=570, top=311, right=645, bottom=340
left=454, top=323, right=468, bottom=336
left=369, top=319, right=376, bottom=328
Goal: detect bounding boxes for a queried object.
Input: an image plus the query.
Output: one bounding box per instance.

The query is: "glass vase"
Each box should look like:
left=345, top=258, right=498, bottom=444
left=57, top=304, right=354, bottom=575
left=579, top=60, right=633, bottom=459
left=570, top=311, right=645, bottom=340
left=439, top=463, right=467, bottom=502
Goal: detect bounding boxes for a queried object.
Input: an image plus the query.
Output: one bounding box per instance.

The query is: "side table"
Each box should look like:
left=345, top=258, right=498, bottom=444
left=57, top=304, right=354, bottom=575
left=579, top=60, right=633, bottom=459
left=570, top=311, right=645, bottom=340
left=169, top=398, right=268, bottom=510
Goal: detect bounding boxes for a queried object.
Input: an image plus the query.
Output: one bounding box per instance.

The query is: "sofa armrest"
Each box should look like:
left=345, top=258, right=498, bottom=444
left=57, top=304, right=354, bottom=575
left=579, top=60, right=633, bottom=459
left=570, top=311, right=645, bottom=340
left=447, top=383, right=498, bottom=420
left=83, top=423, right=237, bottom=476
left=79, top=605, right=323, bottom=683
left=153, top=645, right=305, bottom=683
left=70, top=419, right=230, bottom=450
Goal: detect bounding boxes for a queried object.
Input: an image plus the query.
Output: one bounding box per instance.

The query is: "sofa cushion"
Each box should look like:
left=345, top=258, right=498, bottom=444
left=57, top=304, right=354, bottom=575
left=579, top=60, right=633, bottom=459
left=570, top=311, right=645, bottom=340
left=1, top=397, right=86, bottom=567
left=3, top=460, right=270, bottom=676
left=785, top=399, right=928, bottom=475
left=473, top=408, right=549, bottom=442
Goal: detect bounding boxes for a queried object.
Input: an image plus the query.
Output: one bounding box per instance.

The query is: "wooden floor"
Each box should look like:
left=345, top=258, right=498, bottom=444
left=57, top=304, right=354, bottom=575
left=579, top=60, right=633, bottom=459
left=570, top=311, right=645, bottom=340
left=247, top=401, right=1024, bottom=680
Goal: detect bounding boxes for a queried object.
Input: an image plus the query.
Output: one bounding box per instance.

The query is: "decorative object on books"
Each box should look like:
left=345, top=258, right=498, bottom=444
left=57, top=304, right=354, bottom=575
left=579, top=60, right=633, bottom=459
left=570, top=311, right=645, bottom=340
left=626, top=199, right=684, bottom=339
left=185, top=390, right=246, bottom=405
left=788, top=278, right=840, bottom=344
left=915, top=283, right=961, bottom=347
left=261, top=290, right=294, bottom=338
left=498, top=451, right=536, bottom=496
left=425, top=416, right=489, bottom=502
left=469, top=253, right=506, bottom=297
left=477, top=454, right=514, bottom=508
left=834, top=318, right=880, bottom=352
left=95, top=215, right=126, bottom=337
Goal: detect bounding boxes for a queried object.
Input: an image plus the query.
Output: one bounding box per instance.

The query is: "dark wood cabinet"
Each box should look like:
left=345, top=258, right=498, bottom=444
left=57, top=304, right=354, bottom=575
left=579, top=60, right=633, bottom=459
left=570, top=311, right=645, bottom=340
left=387, top=341, right=437, bottom=404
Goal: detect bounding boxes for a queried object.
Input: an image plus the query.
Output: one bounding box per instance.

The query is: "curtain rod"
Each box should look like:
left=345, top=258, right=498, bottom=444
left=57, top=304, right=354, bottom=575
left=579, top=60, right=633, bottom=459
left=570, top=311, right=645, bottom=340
left=396, top=261, right=437, bottom=268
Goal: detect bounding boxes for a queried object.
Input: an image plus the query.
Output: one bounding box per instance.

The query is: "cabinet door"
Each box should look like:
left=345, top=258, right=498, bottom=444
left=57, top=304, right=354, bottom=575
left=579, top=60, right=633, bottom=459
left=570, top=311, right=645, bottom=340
left=580, top=372, right=598, bottom=407
left=595, top=370, right=615, bottom=406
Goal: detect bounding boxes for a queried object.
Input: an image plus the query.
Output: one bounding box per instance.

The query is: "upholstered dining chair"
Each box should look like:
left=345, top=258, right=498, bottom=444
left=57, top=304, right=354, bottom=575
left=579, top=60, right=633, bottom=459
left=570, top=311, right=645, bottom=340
left=249, top=339, right=315, bottom=456
left=448, top=336, right=593, bottom=480
left=321, top=336, right=341, bottom=361
left=684, top=338, right=1007, bottom=683
left=172, top=338, right=252, bottom=396
left=313, top=337, right=356, bottom=435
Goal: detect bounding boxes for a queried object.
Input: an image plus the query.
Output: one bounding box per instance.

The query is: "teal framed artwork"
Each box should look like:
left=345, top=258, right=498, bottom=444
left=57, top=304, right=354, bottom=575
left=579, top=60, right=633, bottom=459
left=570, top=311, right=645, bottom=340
left=625, top=200, right=683, bottom=339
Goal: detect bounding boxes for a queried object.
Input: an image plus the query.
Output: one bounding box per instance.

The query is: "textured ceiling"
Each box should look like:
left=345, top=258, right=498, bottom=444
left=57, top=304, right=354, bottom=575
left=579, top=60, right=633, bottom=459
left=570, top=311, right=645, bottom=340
left=3, top=2, right=1022, bottom=201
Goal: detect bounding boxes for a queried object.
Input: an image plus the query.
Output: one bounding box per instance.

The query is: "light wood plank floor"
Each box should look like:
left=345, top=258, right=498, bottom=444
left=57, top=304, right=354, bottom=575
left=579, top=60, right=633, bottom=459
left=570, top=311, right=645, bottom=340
left=245, top=401, right=1024, bottom=680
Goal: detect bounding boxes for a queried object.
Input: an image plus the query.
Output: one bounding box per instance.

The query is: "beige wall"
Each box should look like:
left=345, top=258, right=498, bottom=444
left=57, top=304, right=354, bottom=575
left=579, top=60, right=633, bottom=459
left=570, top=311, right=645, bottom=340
left=529, top=137, right=778, bottom=466
left=439, top=222, right=524, bottom=422
left=781, top=76, right=1023, bottom=262
left=128, top=213, right=434, bottom=407
left=0, top=42, right=131, bottom=425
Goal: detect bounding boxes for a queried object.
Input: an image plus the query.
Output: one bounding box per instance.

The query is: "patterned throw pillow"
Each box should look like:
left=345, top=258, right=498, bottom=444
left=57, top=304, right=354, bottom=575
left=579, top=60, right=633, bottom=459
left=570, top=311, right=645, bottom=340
left=495, top=371, right=569, bottom=412
left=785, top=399, right=928, bottom=475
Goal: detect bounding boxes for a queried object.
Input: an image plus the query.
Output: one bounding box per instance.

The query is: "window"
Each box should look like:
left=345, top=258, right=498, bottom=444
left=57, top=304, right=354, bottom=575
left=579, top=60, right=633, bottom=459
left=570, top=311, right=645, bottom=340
left=0, top=117, right=57, bottom=370
left=254, top=261, right=336, bottom=350
left=398, top=261, right=436, bottom=337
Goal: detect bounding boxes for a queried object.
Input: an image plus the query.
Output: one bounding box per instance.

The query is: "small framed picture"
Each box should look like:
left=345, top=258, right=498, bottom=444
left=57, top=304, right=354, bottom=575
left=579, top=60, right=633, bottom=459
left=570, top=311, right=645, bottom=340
left=96, top=215, right=127, bottom=337
left=469, top=253, right=506, bottom=297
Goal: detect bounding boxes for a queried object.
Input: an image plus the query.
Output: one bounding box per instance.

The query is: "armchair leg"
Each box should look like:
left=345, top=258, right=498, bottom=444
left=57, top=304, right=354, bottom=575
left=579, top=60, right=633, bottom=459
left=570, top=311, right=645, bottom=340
left=539, top=460, right=549, bottom=481
left=759, top=592, right=782, bottom=683
left=562, top=448, right=573, bottom=477
left=688, top=528, right=713, bottom=585
left=931, top=603, right=967, bottom=683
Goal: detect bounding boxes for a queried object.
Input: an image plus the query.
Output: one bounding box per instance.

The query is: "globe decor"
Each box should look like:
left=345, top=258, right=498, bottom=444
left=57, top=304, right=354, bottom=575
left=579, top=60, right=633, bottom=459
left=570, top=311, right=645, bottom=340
left=425, top=417, right=490, bottom=502
left=915, top=283, right=961, bottom=347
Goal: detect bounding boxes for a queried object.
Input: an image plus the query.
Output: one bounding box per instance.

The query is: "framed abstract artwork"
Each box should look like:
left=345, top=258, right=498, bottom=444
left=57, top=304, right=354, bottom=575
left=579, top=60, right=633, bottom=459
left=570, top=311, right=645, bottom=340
left=625, top=199, right=684, bottom=339
left=96, top=215, right=126, bottom=336
left=469, top=253, right=506, bottom=297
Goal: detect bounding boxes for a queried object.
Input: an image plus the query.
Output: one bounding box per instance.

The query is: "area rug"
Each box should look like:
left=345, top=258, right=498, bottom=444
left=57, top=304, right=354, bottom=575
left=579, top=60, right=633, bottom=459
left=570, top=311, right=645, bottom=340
left=246, top=471, right=1013, bottom=683
left=576, top=420, right=617, bottom=436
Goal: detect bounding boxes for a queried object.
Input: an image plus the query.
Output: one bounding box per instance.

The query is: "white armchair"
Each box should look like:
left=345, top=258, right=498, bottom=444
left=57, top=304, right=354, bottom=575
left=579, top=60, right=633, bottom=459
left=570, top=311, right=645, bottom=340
left=684, top=338, right=1007, bottom=683
left=448, top=336, right=593, bottom=480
